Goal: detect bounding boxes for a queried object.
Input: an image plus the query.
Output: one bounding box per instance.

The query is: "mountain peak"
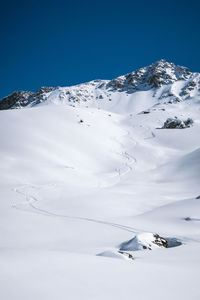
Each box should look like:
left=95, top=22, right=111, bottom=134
left=152, top=58, right=168, bottom=65
left=149, top=59, right=189, bottom=71
left=107, top=60, right=191, bottom=91
left=150, top=59, right=190, bottom=75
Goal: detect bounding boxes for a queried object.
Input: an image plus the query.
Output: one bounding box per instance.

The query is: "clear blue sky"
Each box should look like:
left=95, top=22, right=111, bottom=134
left=1, top=0, right=199, bottom=98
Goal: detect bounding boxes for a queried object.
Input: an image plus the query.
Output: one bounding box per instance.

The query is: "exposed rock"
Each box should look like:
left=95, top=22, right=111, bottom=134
left=0, top=91, right=33, bottom=110
left=163, top=117, right=193, bottom=129
left=107, top=59, right=191, bottom=91
left=139, top=110, right=150, bottom=114
left=0, top=87, right=56, bottom=110
left=118, top=251, right=134, bottom=260
left=180, top=79, right=199, bottom=98
left=153, top=234, right=168, bottom=248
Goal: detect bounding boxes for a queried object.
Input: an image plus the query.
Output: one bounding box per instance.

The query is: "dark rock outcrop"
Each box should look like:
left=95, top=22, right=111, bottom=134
left=163, top=117, right=193, bottom=129
left=153, top=234, right=168, bottom=248
left=0, top=87, right=56, bottom=110
left=0, top=91, right=33, bottom=110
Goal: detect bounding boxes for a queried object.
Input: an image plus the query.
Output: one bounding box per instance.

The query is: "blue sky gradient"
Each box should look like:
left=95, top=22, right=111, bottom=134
left=1, top=0, right=199, bottom=98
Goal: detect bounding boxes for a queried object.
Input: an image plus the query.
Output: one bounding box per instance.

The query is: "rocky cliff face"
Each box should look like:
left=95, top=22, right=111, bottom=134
left=1, top=60, right=200, bottom=110
left=0, top=91, right=33, bottom=110
left=0, top=87, right=56, bottom=110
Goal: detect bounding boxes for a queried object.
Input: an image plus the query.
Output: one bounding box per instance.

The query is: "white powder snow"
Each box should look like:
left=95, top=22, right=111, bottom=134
left=0, top=61, right=200, bottom=300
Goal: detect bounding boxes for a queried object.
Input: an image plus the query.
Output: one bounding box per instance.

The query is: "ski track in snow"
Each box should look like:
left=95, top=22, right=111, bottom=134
left=13, top=186, right=200, bottom=249
left=13, top=186, right=144, bottom=234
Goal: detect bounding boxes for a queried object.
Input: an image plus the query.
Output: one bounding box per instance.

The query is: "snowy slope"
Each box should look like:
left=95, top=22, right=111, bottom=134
left=0, top=60, right=200, bottom=300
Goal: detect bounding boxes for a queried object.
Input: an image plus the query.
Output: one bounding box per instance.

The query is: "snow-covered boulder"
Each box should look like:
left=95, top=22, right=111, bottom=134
left=119, top=233, right=168, bottom=251
left=163, top=117, right=193, bottom=129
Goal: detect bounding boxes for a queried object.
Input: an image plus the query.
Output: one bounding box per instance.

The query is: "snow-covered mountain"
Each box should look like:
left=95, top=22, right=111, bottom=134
left=0, top=60, right=200, bottom=300
left=1, top=59, right=200, bottom=110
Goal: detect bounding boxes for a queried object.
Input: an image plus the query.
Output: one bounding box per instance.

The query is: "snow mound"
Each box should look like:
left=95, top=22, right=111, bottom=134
left=119, top=233, right=168, bottom=251
left=158, top=148, right=200, bottom=184
left=97, top=250, right=133, bottom=260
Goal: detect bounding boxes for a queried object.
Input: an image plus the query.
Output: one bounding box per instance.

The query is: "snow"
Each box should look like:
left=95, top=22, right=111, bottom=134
left=0, top=62, right=200, bottom=299
left=119, top=232, right=168, bottom=251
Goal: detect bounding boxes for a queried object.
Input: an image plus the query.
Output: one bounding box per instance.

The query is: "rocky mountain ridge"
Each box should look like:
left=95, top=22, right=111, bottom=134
left=1, top=59, right=200, bottom=110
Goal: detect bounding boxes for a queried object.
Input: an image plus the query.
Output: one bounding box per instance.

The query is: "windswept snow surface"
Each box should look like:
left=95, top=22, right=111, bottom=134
left=1, top=62, right=200, bottom=299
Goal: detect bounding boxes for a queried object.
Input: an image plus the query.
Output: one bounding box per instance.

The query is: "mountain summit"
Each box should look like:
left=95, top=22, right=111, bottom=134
left=107, top=59, right=191, bottom=90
